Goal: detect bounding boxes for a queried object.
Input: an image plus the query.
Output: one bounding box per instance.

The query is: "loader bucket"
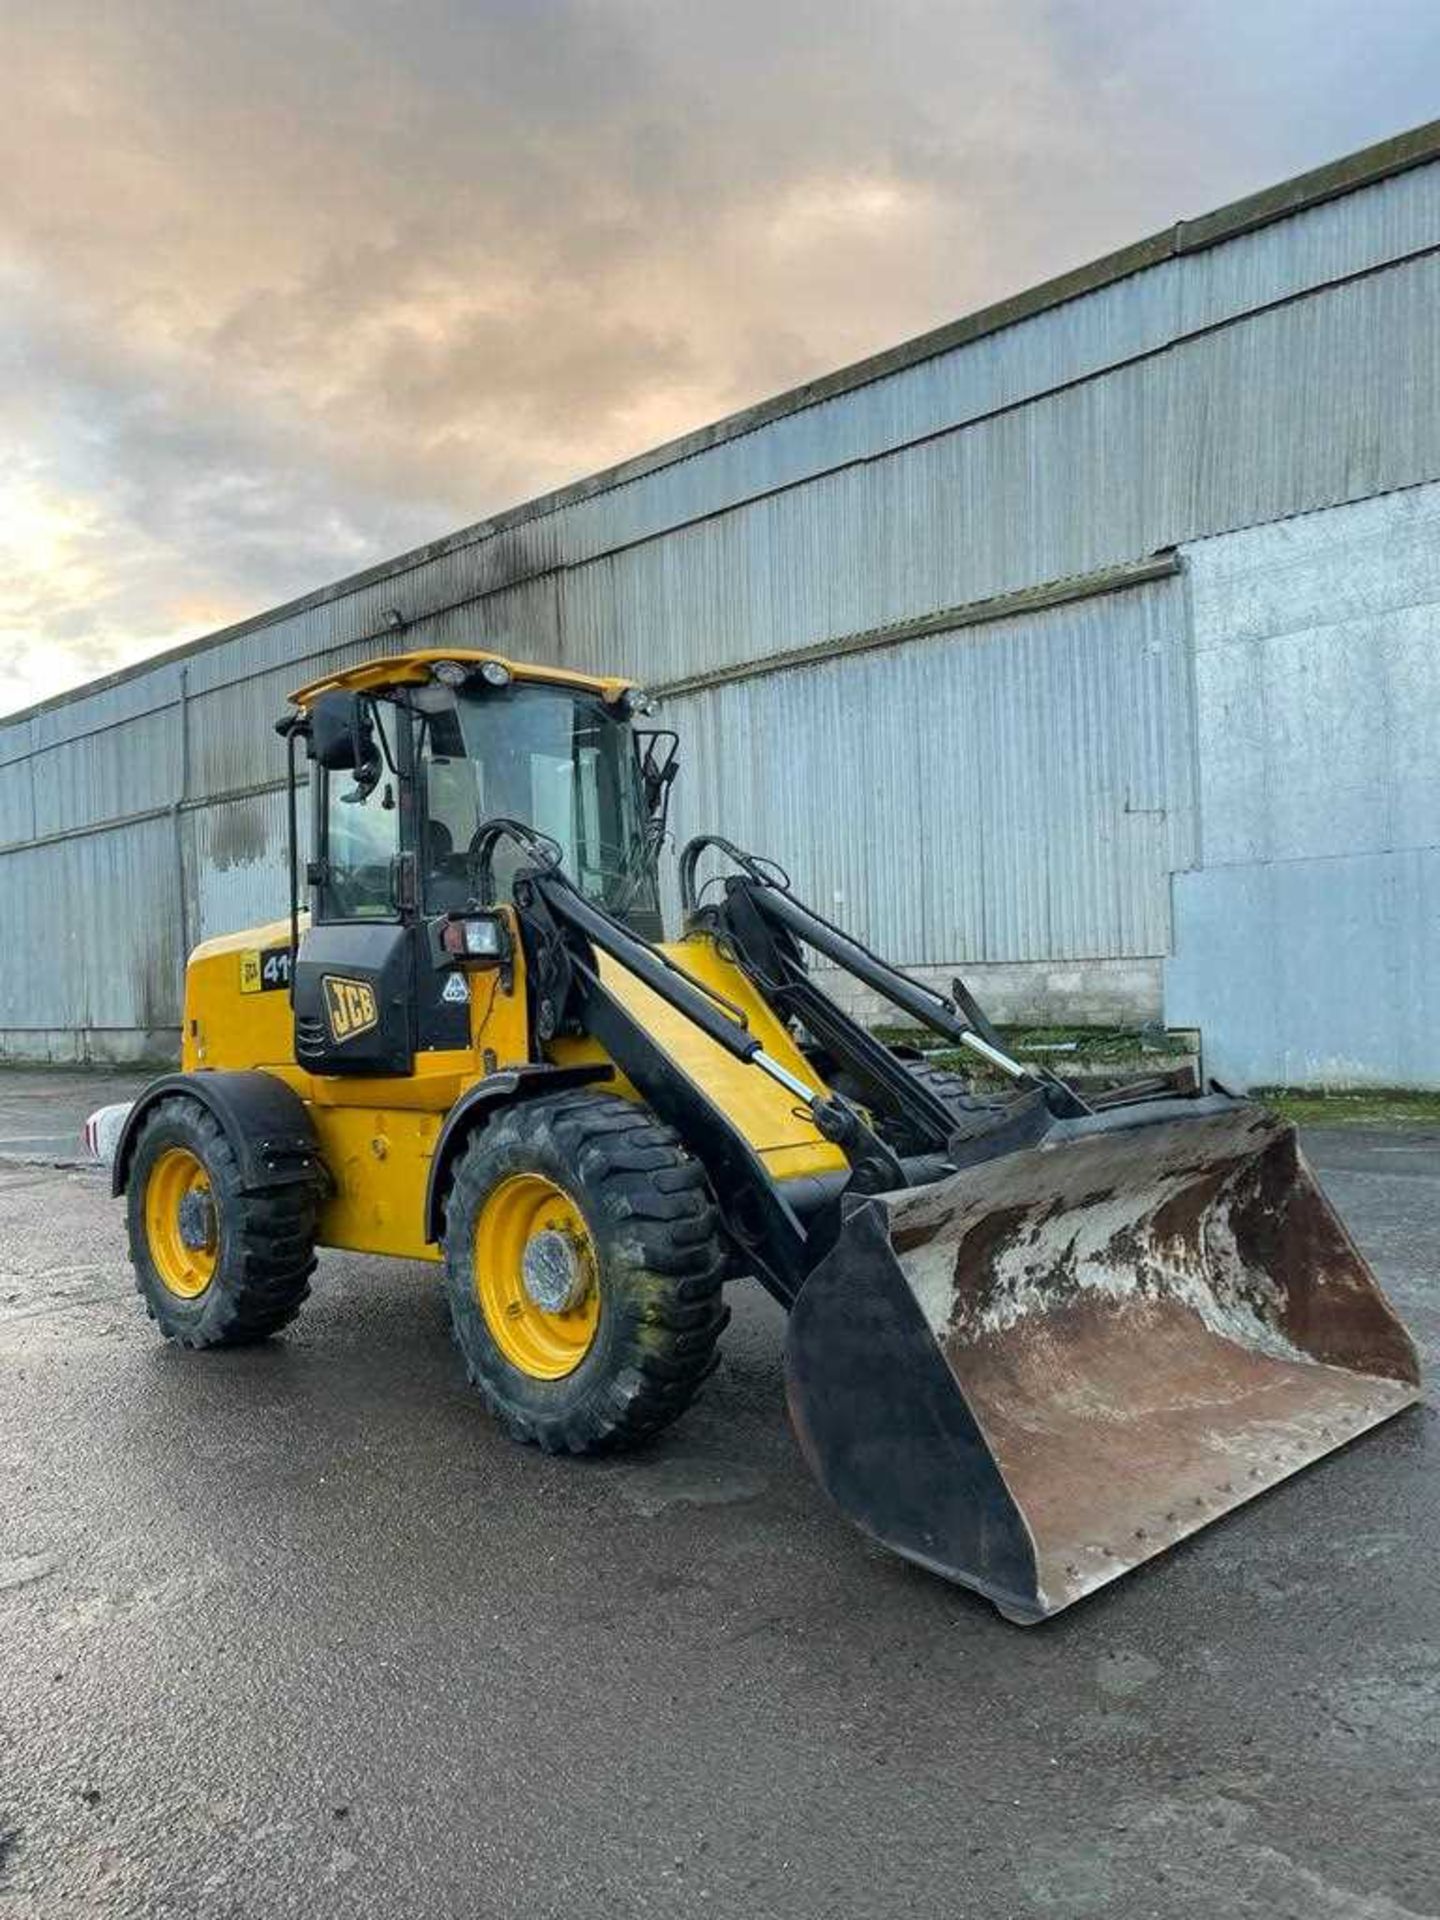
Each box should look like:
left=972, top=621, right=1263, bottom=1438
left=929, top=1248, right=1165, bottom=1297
left=785, top=1097, right=1420, bottom=1622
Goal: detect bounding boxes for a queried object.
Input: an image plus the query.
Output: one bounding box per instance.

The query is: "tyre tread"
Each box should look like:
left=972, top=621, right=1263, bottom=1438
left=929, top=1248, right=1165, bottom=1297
left=127, top=1094, right=317, bottom=1348
left=443, top=1093, right=726, bottom=1455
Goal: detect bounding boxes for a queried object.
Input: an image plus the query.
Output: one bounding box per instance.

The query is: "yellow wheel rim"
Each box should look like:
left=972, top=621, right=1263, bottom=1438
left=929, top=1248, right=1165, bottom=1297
left=144, top=1147, right=219, bottom=1299
left=474, top=1173, right=600, bottom=1379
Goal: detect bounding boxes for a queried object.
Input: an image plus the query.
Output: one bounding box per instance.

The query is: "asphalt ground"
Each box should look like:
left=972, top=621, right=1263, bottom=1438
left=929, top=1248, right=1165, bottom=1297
left=1, top=1071, right=1438, bottom=1918
left=0, top=1068, right=139, bottom=1165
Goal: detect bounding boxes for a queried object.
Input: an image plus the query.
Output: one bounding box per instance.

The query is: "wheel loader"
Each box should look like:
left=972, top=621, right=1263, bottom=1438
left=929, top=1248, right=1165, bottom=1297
left=112, top=647, right=1420, bottom=1622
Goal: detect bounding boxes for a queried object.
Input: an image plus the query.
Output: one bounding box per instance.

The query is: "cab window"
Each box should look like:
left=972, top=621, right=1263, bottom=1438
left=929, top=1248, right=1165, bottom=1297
left=417, top=684, right=659, bottom=925
left=418, top=708, right=480, bottom=911
left=320, top=770, right=400, bottom=919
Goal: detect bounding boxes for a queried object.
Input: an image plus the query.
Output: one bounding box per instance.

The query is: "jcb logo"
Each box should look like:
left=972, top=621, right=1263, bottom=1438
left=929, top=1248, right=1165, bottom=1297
left=322, top=976, right=379, bottom=1043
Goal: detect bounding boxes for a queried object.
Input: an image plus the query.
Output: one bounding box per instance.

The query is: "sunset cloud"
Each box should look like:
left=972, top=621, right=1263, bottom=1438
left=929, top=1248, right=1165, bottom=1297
left=2, top=0, right=1438, bottom=714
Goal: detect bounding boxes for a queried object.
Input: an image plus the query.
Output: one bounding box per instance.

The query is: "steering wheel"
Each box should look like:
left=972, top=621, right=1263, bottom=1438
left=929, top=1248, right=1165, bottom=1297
left=465, top=818, right=564, bottom=905
left=326, top=861, right=392, bottom=918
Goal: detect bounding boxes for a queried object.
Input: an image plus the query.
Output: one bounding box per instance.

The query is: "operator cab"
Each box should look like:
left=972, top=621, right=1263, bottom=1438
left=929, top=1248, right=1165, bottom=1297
left=281, top=650, right=677, bottom=1078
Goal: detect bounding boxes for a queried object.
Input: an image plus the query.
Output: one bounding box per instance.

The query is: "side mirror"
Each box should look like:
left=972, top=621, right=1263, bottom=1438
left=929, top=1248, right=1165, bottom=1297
left=637, top=729, right=679, bottom=821
left=309, top=689, right=381, bottom=800
left=309, top=690, right=368, bottom=770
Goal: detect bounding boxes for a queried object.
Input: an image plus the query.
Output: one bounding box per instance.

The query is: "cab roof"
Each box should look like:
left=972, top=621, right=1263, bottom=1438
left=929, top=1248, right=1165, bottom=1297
left=290, top=649, right=633, bottom=709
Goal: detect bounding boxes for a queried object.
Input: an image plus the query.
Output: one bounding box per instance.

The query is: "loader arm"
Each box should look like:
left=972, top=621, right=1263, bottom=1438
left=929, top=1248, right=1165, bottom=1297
left=679, top=833, right=1099, bottom=1127
left=476, top=820, right=910, bottom=1307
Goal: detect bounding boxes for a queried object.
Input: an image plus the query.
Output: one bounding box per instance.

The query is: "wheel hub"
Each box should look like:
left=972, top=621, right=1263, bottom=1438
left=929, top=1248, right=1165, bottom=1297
left=177, top=1189, right=216, bottom=1252
left=473, top=1172, right=600, bottom=1379
left=521, top=1229, right=589, bottom=1314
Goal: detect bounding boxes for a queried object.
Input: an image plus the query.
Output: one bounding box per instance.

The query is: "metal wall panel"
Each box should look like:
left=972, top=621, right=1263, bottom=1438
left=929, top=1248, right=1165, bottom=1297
left=665, top=574, right=1193, bottom=965
left=1178, top=158, right=1440, bottom=333
left=30, top=703, right=182, bottom=837
left=1165, top=482, right=1440, bottom=1086
left=0, top=816, right=182, bottom=1034
left=1167, top=850, right=1440, bottom=1088
left=1184, top=482, right=1440, bottom=868
left=26, top=659, right=183, bottom=748
left=0, top=757, right=35, bottom=848
left=0, top=715, right=32, bottom=770
left=184, top=786, right=307, bottom=946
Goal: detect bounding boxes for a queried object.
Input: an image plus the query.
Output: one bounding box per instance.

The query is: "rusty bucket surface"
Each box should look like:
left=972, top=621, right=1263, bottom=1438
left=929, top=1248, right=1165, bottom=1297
left=785, top=1098, right=1420, bottom=1622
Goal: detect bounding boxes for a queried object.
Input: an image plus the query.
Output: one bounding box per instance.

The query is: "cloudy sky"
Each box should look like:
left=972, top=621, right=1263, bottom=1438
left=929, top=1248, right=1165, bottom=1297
left=2, top=0, right=1437, bottom=716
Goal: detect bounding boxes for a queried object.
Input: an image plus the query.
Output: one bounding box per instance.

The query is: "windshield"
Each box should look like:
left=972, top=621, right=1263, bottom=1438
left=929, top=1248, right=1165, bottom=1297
left=419, top=682, right=661, bottom=931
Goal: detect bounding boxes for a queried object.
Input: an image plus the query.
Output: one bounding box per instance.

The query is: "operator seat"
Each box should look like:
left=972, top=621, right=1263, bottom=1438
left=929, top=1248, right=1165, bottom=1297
left=425, top=819, right=470, bottom=911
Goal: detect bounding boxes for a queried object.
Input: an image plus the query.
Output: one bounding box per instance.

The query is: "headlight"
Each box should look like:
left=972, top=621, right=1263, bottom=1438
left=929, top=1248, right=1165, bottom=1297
left=440, top=914, right=508, bottom=961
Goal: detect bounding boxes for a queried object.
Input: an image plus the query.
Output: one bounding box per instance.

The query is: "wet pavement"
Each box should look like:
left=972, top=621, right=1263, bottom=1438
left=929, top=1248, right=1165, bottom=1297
left=0, top=1068, right=146, bottom=1166
left=1, top=1076, right=1437, bottom=1917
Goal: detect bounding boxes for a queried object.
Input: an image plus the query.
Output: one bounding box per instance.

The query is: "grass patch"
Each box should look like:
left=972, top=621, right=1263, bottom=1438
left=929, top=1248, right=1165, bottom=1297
left=871, top=1023, right=1193, bottom=1060
left=864, top=1030, right=1440, bottom=1123
left=1252, top=1088, right=1440, bottom=1128
left=870, top=1023, right=1196, bottom=1088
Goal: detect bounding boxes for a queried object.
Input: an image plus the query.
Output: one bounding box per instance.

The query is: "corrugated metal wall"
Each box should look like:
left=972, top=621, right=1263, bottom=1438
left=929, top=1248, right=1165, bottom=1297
left=3, top=129, right=1440, bottom=1065
left=664, top=574, right=1194, bottom=965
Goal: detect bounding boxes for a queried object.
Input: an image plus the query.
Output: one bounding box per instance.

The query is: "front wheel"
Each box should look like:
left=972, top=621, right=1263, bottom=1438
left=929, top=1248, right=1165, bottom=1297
left=442, top=1092, right=727, bottom=1454
left=126, top=1095, right=317, bottom=1347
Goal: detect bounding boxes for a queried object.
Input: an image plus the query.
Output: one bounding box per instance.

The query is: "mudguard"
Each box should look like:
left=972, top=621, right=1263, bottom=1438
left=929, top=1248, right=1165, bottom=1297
left=422, top=1062, right=614, bottom=1243
left=111, top=1071, right=323, bottom=1197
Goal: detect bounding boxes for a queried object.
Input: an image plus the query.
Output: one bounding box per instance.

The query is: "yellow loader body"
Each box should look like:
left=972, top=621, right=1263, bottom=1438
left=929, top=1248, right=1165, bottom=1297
left=181, top=913, right=845, bottom=1263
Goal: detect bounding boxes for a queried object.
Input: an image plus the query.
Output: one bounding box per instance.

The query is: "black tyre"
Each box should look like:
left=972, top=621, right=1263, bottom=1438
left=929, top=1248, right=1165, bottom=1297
left=125, top=1095, right=318, bottom=1347
left=828, top=1056, right=988, bottom=1156
left=442, top=1091, right=728, bottom=1454
left=899, top=1058, right=983, bottom=1109
left=878, top=1058, right=992, bottom=1156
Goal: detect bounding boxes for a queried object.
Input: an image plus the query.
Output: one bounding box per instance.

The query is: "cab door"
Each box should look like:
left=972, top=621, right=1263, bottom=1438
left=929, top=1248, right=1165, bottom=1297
left=292, top=692, right=417, bottom=1078
left=291, top=686, right=477, bottom=1076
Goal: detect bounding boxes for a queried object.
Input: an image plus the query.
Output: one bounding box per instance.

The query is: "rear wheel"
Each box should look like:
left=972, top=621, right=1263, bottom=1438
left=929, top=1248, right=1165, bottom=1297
left=883, top=1059, right=997, bottom=1154
left=827, top=1056, right=989, bottom=1156
left=442, top=1092, right=727, bottom=1454
left=899, top=1058, right=982, bottom=1107
left=126, top=1096, right=317, bottom=1347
